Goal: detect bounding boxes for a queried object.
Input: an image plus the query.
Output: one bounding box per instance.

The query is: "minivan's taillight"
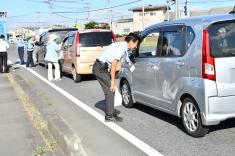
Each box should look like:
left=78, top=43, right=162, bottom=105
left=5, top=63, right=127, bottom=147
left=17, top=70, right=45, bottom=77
left=202, top=29, right=216, bottom=81
left=76, top=32, right=80, bottom=57
left=111, top=31, right=117, bottom=42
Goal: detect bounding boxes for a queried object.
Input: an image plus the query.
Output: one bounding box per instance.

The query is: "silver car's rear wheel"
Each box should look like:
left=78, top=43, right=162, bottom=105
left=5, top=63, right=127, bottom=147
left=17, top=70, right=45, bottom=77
left=122, top=84, right=130, bottom=105
left=182, top=102, right=199, bottom=132
left=181, top=98, right=209, bottom=137
left=121, top=80, right=133, bottom=108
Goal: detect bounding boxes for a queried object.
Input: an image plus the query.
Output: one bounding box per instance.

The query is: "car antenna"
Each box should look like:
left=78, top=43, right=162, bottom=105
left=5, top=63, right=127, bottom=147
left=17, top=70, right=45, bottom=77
left=229, top=5, right=235, bottom=14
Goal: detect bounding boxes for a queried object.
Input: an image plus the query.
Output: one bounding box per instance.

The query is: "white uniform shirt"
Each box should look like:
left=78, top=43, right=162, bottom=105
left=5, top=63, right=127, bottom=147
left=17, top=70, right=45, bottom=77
left=99, top=42, right=128, bottom=64
left=0, top=39, right=9, bottom=52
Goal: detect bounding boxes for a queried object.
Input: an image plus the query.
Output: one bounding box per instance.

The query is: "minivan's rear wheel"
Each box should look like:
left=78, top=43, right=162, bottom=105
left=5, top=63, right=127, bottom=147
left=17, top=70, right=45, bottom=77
left=121, top=80, right=133, bottom=108
left=72, top=68, right=82, bottom=83
left=181, top=98, right=209, bottom=137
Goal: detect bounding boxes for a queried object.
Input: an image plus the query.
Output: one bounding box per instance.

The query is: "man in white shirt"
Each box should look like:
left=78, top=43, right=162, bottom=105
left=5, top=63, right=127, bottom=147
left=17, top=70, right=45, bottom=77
left=93, top=33, right=140, bottom=122
left=0, top=35, right=9, bottom=73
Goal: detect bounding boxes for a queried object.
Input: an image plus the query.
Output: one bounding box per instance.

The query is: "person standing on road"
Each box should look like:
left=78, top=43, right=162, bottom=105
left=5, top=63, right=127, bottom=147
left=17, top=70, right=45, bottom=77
left=16, top=35, right=25, bottom=65
left=45, top=34, right=61, bottom=81
left=93, top=33, right=140, bottom=122
left=0, top=35, right=9, bottom=73
left=26, top=36, right=36, bottom=67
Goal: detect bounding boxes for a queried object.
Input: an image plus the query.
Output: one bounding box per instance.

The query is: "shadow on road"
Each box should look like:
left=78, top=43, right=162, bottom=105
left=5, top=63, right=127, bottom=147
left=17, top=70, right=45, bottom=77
left=62, top=72, right=96, bottom=82
left=134, top=103, right=235, bottom=135
left=134, top=103, right=185, bottom=132
left=210, top=118, right=235, bottom=132
left=8, top=61, right=21, bottom=71
left=95, top=100, right=121, bottom=116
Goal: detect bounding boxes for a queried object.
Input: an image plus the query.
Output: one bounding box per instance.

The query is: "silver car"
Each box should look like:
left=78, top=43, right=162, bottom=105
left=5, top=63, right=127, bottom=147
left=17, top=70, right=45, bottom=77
left=118, top=13, right=235, bottom=137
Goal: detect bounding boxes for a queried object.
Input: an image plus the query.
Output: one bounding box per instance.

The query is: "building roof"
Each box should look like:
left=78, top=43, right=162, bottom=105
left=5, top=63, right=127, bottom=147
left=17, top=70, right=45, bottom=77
left=129, top=5, right=168, bottom=12
left=114, top=18, right=133, bottom=23
left=190, top=6, right=233, bottom=17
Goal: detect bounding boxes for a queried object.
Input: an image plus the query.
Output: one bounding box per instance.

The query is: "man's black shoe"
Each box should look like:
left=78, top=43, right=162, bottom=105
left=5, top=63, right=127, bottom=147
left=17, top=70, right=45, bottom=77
left=105, top=115, right=123, bottom=122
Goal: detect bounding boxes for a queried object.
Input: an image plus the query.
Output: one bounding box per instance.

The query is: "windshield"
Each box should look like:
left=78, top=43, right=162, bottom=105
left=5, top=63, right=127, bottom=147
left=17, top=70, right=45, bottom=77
left=209, top=20, right=235, bottom=58
left=79, top=32, right=114, bottom=47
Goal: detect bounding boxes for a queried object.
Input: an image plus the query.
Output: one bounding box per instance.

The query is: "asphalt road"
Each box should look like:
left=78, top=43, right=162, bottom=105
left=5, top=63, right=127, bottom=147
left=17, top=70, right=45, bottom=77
left=7, top=44, right=235, bottom=156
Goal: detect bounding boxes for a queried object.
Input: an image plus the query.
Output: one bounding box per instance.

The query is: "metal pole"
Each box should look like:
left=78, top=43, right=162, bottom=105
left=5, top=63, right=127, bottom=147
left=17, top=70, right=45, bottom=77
left=177, top=0, right=180, bottom=19
left=108, top=0, right=112, bottom=30
left=167, top=0, right=169, bottom=21
left=185, top=0, right=189, bottom=17
left=142, top=0, right=145, bottom=30
left=48, top=0, right=53, bottom=28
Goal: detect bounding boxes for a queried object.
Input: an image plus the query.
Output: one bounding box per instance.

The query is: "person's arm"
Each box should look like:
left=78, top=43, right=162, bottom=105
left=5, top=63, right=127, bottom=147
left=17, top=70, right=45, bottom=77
left=110, top=59, right=119, bottom=92
left=5, top=41, right=9, bottom=49
left=55, top=42, right=61, bottom=52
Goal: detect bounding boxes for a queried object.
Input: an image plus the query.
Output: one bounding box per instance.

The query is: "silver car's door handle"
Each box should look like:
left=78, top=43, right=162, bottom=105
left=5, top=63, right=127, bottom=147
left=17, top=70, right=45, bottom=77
left=151, top=64, right=159, bottom=70
left=176, top=61, right=185, bottom=66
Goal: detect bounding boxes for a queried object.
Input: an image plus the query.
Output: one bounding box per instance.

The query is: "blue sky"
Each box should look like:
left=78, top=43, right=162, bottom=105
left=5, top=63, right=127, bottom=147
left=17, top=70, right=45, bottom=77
left=0, top=0, right=234, bottom=30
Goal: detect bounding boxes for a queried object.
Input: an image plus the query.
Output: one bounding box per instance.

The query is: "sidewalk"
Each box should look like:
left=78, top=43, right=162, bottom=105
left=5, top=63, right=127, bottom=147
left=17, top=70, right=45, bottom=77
left=0, top=74, right=43, bottom=156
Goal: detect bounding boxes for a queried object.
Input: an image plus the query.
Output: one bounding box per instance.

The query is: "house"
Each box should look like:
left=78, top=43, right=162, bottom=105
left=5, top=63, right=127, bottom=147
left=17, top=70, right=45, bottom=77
left=112, top=5, right=168, bottom=35
left=111, top=18, right=134, bottom=35
left=190, top=6, right=234, bottom=17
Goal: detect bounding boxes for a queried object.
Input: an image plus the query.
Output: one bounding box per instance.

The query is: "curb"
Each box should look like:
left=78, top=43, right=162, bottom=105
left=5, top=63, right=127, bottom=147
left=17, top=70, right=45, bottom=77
left=47, top=116, right=86, bottom=156
left=12, top=73, right=86, bottom=156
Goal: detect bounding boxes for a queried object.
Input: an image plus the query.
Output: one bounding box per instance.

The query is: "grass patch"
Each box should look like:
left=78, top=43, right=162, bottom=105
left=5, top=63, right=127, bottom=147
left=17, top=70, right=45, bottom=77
left=6, top=74, right=57, bottom=156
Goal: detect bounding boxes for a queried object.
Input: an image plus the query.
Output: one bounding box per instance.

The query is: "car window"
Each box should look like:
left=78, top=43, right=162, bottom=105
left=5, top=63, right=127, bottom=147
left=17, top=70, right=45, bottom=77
left=50, top=31, right=69, bottom=44
left=186, top=26, right=195, bottom=48
left=68, top=34, right=75, bottom=47
left=79, top=32, right=114, bottom=47
left=40, top=34, right=48, bottom=45
left=209, top=20, right=235, bottom=58
left=160, top=29, right=186, bottom=57
left=138, top=31, right=161, bottom=58
left=62, top=37, right=69, bottom=50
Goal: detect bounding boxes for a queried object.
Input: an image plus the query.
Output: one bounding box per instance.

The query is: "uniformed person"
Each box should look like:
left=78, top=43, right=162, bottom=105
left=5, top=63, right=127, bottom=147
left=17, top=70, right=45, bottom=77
left=93, top=33, right=140, bottom=122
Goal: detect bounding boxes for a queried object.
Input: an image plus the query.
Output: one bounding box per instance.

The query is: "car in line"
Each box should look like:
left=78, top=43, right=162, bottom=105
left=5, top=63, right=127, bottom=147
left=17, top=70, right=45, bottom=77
left=36, top=28, right=77, bottom=65
left=61, top=29, right=116, bottom=82
left=118, top=12, right=235, bottom=137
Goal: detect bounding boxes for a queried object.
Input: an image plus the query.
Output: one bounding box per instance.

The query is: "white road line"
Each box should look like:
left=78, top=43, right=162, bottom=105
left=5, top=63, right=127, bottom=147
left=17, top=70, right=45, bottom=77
left=10, top=61, right=163, bottom=156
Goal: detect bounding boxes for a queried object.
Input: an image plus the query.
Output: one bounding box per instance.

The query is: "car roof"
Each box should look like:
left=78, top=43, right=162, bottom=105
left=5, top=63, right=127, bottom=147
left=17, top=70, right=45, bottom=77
left=145, top=13, right=235, bottom=31
left=48, top=28, right=78, bottom=32
left=75, top=29, right=112, bottom=34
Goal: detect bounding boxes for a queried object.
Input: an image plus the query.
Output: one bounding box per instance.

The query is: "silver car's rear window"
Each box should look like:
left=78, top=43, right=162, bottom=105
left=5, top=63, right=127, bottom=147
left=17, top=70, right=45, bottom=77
left=209, top=20, right=235, bottom=58
left=79, top=32, right=114, bottom=47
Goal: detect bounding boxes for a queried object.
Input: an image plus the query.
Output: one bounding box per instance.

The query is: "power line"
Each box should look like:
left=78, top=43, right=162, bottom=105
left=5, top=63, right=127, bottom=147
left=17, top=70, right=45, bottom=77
left=8, top=12, right=49, bottom=18
left=52, top=0, right=141, bottom=14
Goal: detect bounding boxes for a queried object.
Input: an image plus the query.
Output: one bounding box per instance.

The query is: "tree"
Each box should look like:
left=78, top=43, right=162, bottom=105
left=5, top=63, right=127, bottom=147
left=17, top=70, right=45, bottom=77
left=85, top=21, right=98, bottom=29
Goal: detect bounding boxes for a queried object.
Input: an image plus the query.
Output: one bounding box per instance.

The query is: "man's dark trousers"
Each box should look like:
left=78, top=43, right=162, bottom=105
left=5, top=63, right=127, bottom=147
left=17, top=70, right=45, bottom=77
left=26, top=51, right=34, bottom=67
left=93, top=60, right=114, bottom=117
left=0, top=52, right=8, bottom=72
left=18, top=47, right=24, bottom=64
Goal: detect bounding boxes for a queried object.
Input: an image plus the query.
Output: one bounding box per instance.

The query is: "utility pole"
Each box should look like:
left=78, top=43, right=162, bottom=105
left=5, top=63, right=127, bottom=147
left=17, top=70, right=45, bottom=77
left=48, top=0, right=53, bottom=28
left=166, top=0, right=169, bottom=21
left=142, top=0, right=145, bottom=30
left=87, top=2, right=91, bottom=21
left=36, top=12, right=42, bottom=29
left=108, top=0, right=112, bottom=30
left=175, top=0, right=180, bottom=19
left=184, top=0, right=189, bottom=17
